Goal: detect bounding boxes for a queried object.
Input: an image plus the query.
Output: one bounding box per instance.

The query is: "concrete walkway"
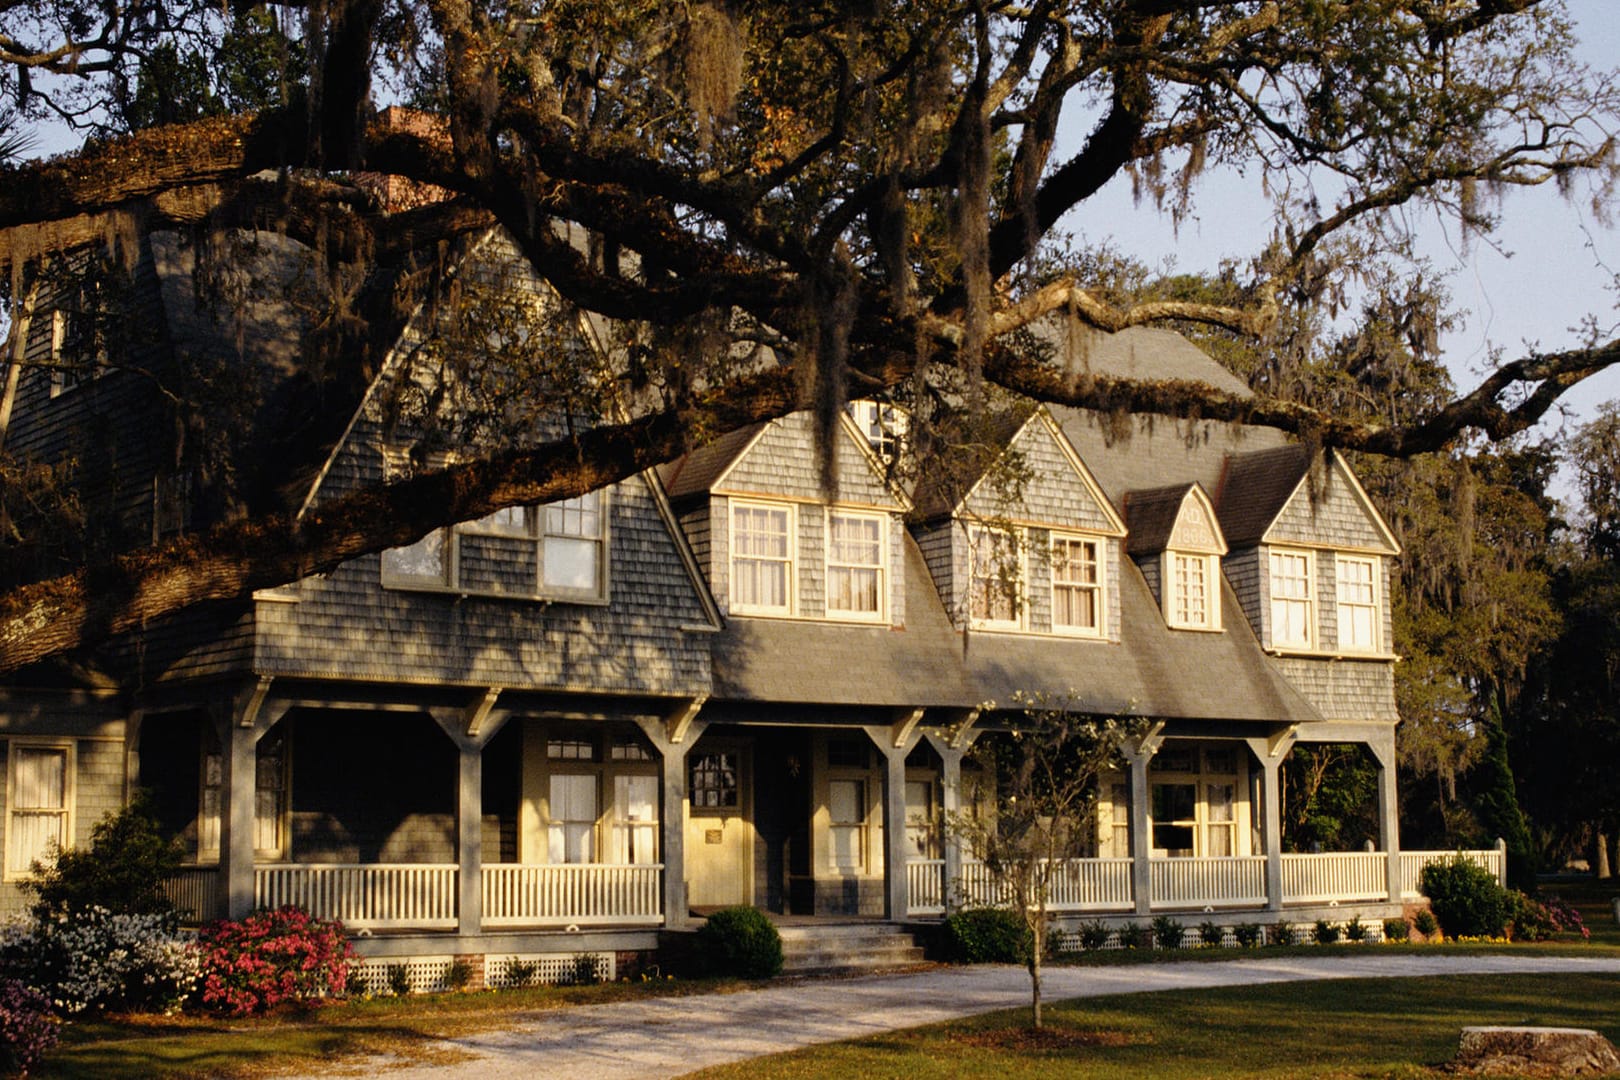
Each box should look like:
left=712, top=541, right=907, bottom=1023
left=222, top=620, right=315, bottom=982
left=286, top=954, right=1620, bottom=1080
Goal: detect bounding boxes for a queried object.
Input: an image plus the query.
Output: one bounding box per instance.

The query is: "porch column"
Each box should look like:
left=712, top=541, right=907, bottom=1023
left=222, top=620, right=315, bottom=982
left=215, top=677, right=282, bottom=920
left=636, top=699, right=709, bottom=930
left=926, top=721, right=980, bottom=914
left=1244, top=729, right=1294, bottom=913
left=1366, top=730, right=1402, bottom=902
left=863, top=713, right=925, bottom=923
left=1126, top=747, right=1154, bottom=916
left=431, top=695, right=511, bottom=939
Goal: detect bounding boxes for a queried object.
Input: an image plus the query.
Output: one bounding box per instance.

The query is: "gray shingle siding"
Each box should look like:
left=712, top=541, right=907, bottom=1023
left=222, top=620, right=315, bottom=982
left=1317, top=555, right=1338, bottom=648
left=1267, top=467, right=1388, bottom=550
left=720, top=416, right=895, bottom=507
left=962, top=418, right=1115, bottom=533
left=915, top=521, right=957, bottom=623
left=1271, top=657, right=1398, bottom=723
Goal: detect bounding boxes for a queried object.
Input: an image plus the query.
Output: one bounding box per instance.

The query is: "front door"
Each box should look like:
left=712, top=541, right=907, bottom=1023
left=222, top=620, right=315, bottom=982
left=685, top=741, right=753, bottom=908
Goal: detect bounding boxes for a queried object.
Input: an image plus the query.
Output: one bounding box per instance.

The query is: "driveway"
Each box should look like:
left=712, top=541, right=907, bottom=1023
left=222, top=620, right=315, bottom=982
left=283, top=954, right=1620, bottom=1080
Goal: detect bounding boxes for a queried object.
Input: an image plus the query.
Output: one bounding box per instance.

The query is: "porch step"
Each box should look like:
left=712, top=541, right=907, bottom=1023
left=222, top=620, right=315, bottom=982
left=774, top=922, right=928, bottom=975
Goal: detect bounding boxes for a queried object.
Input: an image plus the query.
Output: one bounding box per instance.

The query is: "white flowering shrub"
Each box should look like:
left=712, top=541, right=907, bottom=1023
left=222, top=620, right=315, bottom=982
left=0, top=908, right=200, bottom=1015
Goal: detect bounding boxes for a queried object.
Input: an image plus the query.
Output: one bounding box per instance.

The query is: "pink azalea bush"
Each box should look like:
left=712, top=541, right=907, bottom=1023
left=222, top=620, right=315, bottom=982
left=196, top=907, right=352, bottom=1016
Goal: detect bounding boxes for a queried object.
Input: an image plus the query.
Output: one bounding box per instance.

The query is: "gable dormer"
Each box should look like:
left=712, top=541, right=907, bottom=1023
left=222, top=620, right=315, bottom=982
left=660, top=410, right=911, bottom=625
left=1126, top=483, right=1228, bottom=631
left=1217, top=446, right=1399, bottom=656
left=913, top=407, right=1126, bottom=638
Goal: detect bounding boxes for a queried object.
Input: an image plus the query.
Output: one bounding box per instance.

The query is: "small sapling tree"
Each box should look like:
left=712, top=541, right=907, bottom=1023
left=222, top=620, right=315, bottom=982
left=952, top=694, right=1139, bottom=1028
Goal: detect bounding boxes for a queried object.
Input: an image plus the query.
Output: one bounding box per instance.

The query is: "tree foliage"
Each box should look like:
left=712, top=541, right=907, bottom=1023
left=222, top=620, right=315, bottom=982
left=0, top=2, right=1619, bottom=671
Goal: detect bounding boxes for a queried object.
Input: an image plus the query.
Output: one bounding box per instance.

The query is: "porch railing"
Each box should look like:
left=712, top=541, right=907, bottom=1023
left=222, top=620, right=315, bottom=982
left=947, top=858, right=1134, bottom=913
left=1149, top=856, right=1267, bottom=908
left=255, top=864, right=459, bottom=930
left=482, top=863, right=663, bottom=927
left=1400, top=848, right=1506, bottom=898
left=163, top=866, right=223, bottom=925
left=1281, top=852, right=1388, bottom=904
left=906, top=859, right=946, bottom=915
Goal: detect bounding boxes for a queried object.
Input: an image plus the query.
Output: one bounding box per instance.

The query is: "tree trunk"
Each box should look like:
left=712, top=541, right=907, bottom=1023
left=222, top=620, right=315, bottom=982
left=1030, top=946, right=1042, bottom=1030
left=1598, top=832, right=1613, bottom=879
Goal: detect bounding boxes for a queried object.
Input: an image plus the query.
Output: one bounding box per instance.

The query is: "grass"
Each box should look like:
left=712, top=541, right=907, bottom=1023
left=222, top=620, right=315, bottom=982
left=683, top=972, right=1620, bottom=1080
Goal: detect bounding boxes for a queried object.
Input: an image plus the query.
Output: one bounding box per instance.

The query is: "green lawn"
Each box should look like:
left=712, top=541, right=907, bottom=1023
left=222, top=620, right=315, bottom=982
left=684, top=973, right=1620, bottom=1080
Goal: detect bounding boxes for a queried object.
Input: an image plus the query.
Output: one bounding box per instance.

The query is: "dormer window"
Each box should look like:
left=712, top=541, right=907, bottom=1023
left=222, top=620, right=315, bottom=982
left=1167, top=552, right=1218, bottom=630
left=1051, top=534, right=1103, bottom=636
left=847, top=400, right=906, bottom=462
left=826, top=510, right=887, bottom=621
left=730, top=500, right=794, bottom=615
left=1269, top=548, right=1315, bottom=649
left=969, top=526, right=1022, bottom=629
left=1335, top=555, right=1379, bottom=652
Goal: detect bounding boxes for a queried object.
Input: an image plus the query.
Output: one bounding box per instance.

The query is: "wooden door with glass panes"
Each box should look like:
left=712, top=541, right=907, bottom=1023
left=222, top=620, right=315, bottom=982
left=684, top=741, right=753, bottom=907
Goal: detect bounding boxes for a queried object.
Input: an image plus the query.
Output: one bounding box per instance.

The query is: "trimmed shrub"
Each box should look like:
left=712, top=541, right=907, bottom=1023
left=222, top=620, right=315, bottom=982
left=1233, top=923, right=1262, bottom=948
left=23, top=801, right=182, bottom=922
left=1118, top=923, right=1152, bottom=950
left=0, top=979, right=58, bottom=1077
left=1077, top=920, right=1111, bottom=951
left=941, top=908, right=1029, bottom=965
left=1420, top=857, right=1513, bottom=938
left=1152, top=915, right=1185, bottom=950
left=1313, top=919, right=1340, bottom=945
left=1198, top=921, right=1224, bottom=947
left=1382, top=917, right=1410, bottom=942
left=197, top=906, right=352, bottom=1016
left=1343, top=915, right=1367, bottom=942
left=694, top=906, right=784, bottom=978
left=1412, top=909, right=1439, bottom=938
left=0, top=908, right=199, bottom=1016
left=1269, top=921, right=1296, bottom=946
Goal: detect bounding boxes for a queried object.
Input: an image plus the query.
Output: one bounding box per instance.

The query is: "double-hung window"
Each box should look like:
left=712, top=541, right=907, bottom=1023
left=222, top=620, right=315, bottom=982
left=1335, top=556, right=1379, bottom=652
left=731, top=501, right=793, bottom=614
left=1269, top=549, right=1315, bottom=649
left=543, top=492, right=606, bottom=597
left=5, top=742, right=71, bottom=879
left=826, top=511, right=886, bottom=621
left=969, top=526, right=1022, bottom=628
left=1051, top=535, right=1103, bottom=635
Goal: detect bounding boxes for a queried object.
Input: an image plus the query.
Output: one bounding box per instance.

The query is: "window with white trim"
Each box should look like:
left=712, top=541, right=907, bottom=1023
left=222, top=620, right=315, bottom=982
left=730, top=501, right=794, bottom=614
left=547, top=773, right=598, bottom=864
left=5, top=742, right=72, bottom=879
left=969, top=526, right=1022, bottom=628
left=612, top=774, right=659, bottom=864
left=1335, top=555, right=1379, bottom=652
left=826, top=510, right=886, bottom=620
left=828, top=778, right=867, bottom=871
left=1167, top=552, right=1219, bottom=630
left=847, top=400, right=906, bottom=462
left=1269, top=548, right=1315, bottom=648
left=198, top=732, right=291, bottom=862
left=1051, top=535, right=1103, bottom=635
left=543, top=492, right=606, bottom=597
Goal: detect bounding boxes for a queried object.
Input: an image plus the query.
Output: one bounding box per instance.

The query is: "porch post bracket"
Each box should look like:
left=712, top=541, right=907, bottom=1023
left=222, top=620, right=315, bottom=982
left=464, top=687, right=502, bottom=739
left=1267, top=725, right=1298, bottom=759
left=946, top=708, right=981, bottom=750
left=891, top=708, right=926, bottom=750
left=1131, top=720, right=1167, bottom=760
left=665, top=695, right=708, bottom=745
left=236, top=676, right=275, bottom=729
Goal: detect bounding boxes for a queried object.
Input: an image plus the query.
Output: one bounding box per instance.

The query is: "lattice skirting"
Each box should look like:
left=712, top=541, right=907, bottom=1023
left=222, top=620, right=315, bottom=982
left=349, top=951, right=616, bottom=995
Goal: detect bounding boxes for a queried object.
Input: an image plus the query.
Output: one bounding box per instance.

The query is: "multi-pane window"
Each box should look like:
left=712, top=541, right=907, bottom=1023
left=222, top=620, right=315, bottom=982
left=544, top=492, right=605, bottom=595
left=1150, top=783, right=1196, bottom=857
left=828, top=779, right=867, bottom=871
left=826, top=512, right=886, bottom=620
left=612, top=775, right=659, bottom=864
left=6, top=744, right=70, bottom=879
left=690, top=751, right=740, bottom=810
left=1269, top=549, right=1314, bottom=648
left=1335, top=556, right=1378, bottom=652
left=731, top=502, right=793, bottom=613
left=847, top=400, right=906, bottom=462
left=1169, top=552, right=1216, bottom=629
left=969, top=527, right=1021, bottom=627
left=198, top=734, right=290, bottom=861
left=1051, top=535, right=1102, bottom=635
left=1148, top=744, right=1246, bottom=858
left=548, top=774, right=598, bottom=863
left=904, top=780, right=938, bottom=859
left=1205, top=783, right=1236, bottom=857
left=380, top=458, right=609, bottom=601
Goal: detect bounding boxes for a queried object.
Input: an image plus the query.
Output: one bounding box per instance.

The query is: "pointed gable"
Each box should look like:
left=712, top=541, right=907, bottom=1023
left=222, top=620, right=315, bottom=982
left=1126, top=483, right=1226, bottom=557
left=959, top=409, right=1125, bottom=536
left=708, top=411, right=907, bottom=510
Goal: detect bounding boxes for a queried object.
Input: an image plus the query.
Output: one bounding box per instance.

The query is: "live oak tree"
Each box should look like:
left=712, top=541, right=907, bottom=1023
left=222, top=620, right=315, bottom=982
left=2, top=0, right=1620, bottom=672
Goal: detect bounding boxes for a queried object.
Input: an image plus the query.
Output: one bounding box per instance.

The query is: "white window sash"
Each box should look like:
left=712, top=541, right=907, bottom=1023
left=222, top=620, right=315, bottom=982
left=826, top=511, right=886, bottom=620
left=1335, top=556, right=1379, bottom=652
left=6, top=744, right=72, bottom=879
left=1051, top=535, right=1103, bottom=635
left=731, top=502, right=794, bottom=614
left=1269, top=550, right=1315, bottom=648
left=969, top=527, right=1022, bottom=628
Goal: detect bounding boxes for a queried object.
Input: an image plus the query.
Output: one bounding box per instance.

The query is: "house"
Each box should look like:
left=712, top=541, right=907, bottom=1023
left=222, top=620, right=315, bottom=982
left=0, top=203, right=1503, bottom=986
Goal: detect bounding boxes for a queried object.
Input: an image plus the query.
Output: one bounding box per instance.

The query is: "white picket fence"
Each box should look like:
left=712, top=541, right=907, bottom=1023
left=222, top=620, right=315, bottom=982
left=255, top=864, right=460, bottom=929
left=1281, top=851, right=1389, bottom=904
left=1401, top=848, right=1506, bottom=898
left=1150, top=855, right=1268, bottom=908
